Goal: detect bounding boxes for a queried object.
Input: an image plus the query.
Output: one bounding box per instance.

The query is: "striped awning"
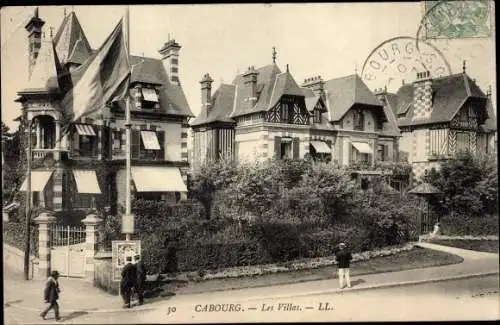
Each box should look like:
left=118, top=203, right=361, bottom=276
left=140, top=131, right=161, bottom=150
left=73, top=170, right=101, bottom=194
left=75, top=124, right=96, bottom=136
left=352, top=142, right=373, bottom=154
left=142, top=88, right=159, bottom=102
left=131, top=166, right=187, bottom=192
left=20, top=171, right=53, bottom=191
left=310, top=141, right=331, bottom=154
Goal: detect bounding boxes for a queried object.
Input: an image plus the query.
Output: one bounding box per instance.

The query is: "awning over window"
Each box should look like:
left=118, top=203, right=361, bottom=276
left=140, top=131, right=161, bottom=150
left=352, top=142, right=373, bottom=154
left=142, top=88, right=159, bottom=102
left=76, top=124, right=96, bottom=136
left=20, top=171, right=53, bottom=191
left=310, top=141, right=331, bottom=154
left=131, top=167, right=188, bottom=192
left=73, top=170, right=101, bottom=194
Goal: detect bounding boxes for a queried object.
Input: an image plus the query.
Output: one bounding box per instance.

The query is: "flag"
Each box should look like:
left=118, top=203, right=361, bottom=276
left=60, top=18, right=130, bottom=125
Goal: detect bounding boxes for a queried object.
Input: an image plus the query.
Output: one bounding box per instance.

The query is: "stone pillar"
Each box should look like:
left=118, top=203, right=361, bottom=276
left=82, top=214, right=103, bottom=282
left=34, top=212, right=57, bottom=279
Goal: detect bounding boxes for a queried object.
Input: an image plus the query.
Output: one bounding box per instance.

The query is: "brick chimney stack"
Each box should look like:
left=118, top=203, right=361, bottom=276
left=158, top=38, right=182, bottom=85
left=200, top=73, right=214, bottom=115
left=25, top=7, right=45, bottom=80
left=302, top=76, right=325, bottom=99
left=243, top=66, right=258, bottom=106
left=412, top=70, right=433, bottom=120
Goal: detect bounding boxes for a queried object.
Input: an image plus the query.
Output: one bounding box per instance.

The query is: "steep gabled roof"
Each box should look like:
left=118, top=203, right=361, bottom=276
left=111, top=55, right=193, bottom=117
left=53, top=12, right=92, bottom=64
left=191, top=84, right=236, bottom=127
left=396, top=73, right=488, bottom=127
left=20, top=40, right=62, bottom=94
left=66, top=38, right=92, bottom=65
left=230, top=64, right=282, bottom=117
left=268, top=70, right=305, bottom=108
left=380, top=103, right=401, bottom=137
left=324, top=74, right=384, bottom=122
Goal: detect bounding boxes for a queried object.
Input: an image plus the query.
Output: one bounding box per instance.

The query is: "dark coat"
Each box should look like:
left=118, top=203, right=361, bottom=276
left=121, top=262, right=137, bottom=287
left=136, top=261, right=147, bottom=286
left=335, top=250, right=352, bottom=269
left=44, top=277, right=60, bottom=302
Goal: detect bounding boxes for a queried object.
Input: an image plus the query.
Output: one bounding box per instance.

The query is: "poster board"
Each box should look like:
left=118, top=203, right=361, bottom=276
left=112, top=240, right=141, bottom=281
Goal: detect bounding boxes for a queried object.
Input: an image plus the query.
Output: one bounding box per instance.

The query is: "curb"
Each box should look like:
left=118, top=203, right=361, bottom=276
left=242, top=270, right=500, bottom=302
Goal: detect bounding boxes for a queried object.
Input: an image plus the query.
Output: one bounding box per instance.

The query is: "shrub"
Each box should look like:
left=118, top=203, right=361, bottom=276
left=440, top=214, right=499, bottom=236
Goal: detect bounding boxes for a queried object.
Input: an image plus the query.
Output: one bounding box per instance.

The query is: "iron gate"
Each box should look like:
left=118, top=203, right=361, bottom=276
left=50, top=225, right=86, bottom=278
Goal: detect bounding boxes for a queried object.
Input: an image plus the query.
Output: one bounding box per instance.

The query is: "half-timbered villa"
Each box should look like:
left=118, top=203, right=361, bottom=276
left=16, top=9, right=193, bottom=217
left=376, top=67, right=497, bottom=181
left=191, top=53, right=400, bottom=169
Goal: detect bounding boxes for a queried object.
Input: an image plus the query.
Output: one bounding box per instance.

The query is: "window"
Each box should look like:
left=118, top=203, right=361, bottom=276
left=314, top=109, right=321, bottom=123
left=377, top=144, right=386, bottom=161
left=353, top=109, right=364, bottom=131
left=281, top=141, right=292, bottom=159
left=74, top=124, right=98, bottom=157
left=281, top=103, right=289, bottom=123
left=131, top=129, right=165, bottom=160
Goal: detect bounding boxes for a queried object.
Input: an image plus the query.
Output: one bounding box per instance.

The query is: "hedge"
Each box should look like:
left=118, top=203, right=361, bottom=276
left=3, top=220, right=38, bottom=257
left=439, top=214, right=499, bottom=236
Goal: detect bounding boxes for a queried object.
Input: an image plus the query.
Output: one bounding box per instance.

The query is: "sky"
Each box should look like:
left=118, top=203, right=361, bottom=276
left=1, top=3, right=496, bottom=130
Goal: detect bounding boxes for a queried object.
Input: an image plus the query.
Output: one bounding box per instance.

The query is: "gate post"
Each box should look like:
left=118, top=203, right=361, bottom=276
left=82, top=213, right=103, bottom=282
left=33, top=212, right=57, bottom=279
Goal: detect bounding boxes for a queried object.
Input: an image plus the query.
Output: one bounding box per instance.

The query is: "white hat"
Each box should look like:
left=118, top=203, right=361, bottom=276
left=339, top=242, right=346, bottom=247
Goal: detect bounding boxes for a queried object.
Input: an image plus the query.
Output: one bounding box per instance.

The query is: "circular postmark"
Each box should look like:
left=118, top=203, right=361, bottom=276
left=361, top=36, right=451, bottom=92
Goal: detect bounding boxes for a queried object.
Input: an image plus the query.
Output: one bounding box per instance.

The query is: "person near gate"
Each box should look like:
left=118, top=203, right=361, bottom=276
left=335, top=242, right=352, bottom=289
left=121, top=255, right=137, bottom=308
left=134, top=254, right=147, bottom=305
left=41, top=270, right=61, bottom=321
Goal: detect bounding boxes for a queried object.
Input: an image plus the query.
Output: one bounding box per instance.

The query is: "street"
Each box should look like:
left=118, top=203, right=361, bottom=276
left=4, top=275, right=499, bottom=323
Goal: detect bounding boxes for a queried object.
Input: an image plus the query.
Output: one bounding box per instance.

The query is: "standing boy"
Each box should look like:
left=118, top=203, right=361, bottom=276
left=335, top=242, right=352, bottom=289
left=41, top=270, right=61, bottom=321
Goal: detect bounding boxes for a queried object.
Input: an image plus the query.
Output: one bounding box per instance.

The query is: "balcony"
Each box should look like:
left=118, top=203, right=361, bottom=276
left=31, top=148, right=68, bottom=162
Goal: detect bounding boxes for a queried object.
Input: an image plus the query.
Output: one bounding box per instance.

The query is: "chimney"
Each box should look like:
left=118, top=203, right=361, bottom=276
left=158, top=39, right=182, bottom=85
left=25, top=7, right=45, bottom=80
left=302, top=76, right=325, bottom=99
left=374, top=86, right=387, bottom=104
left=200, top=73, right=214, bottom=114
left=412, top=70, right=433, bottom=120
left=242, top=66, right=258, bottom=106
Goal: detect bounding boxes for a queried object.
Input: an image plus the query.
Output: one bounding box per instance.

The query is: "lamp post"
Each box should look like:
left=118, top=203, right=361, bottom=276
left=24, top=117, right=37, bottom=280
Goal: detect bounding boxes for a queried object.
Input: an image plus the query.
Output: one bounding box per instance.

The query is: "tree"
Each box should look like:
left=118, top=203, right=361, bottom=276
left=188, top=157, right=238, bottom=219
left=424, top=151, right=498, bottom=217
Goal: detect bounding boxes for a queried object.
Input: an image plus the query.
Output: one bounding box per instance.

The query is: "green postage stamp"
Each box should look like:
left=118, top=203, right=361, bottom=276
left=423, top=0, right=492, bottom=39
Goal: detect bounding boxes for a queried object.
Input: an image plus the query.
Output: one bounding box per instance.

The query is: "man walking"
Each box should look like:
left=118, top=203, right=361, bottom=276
left=335, top=242, right=352, bottom=289
left=121, top=255, right=137, bottom=308
left=134, top=254, right=147, bottom=305
left=41, top=270, right=61, bottom=321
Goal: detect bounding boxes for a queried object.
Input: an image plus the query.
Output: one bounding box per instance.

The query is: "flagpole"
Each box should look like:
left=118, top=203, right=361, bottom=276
left=124, top=6, right=132, bottom=241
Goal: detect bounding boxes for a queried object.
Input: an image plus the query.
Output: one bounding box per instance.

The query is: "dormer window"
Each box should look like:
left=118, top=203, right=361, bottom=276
left=353, top=109, right=364, bottom=131
left=137, top=86, right=160, bottom=110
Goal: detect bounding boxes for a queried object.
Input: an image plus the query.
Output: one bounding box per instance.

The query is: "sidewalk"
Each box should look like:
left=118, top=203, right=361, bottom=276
left=4, top=243, right=499, bottom=313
